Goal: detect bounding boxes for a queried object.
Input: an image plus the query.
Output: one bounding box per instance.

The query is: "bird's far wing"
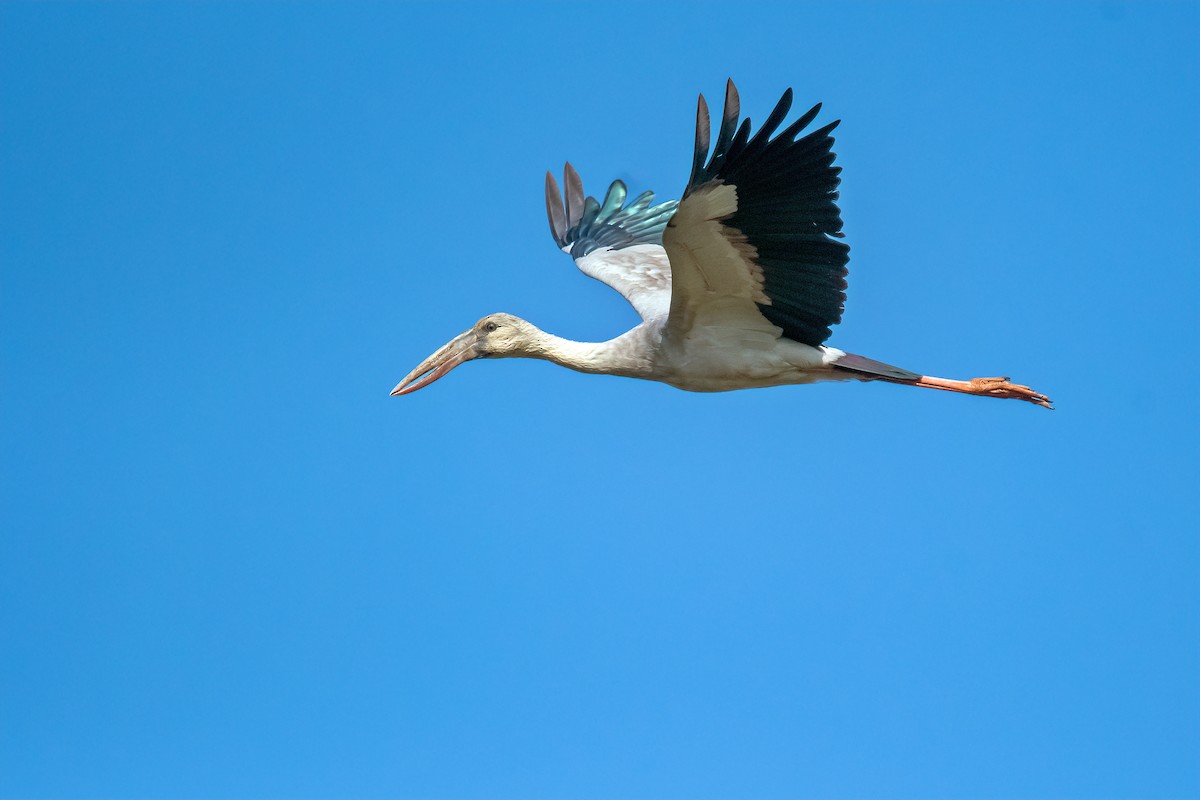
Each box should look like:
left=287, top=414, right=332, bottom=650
left=545, top=164, right=679, bottom=320
left=662, top=80, right=850, bottom=346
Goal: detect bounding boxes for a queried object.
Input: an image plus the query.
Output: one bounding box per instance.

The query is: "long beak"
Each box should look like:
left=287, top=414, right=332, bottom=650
left=390, top=330, right=480, bottom=396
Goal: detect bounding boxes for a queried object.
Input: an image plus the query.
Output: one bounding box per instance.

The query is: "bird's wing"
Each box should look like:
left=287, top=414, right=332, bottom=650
left=662, top=80, right=850, bottom=346
left=545, top=164, right=679, bottom=320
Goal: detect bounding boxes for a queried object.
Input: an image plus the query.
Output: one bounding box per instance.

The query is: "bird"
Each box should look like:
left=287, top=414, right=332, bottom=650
left=390, top=80, right=1051, bottom=409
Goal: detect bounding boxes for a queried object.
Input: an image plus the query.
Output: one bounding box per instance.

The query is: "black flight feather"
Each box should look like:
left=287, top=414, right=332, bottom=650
left=685, top=81, right=850, bottom=347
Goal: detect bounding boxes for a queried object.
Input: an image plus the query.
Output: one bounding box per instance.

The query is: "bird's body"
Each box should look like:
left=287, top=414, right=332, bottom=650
left=392, top=81, right=1051, bottom=409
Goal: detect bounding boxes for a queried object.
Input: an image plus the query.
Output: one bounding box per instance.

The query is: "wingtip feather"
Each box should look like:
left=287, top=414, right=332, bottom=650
left=545, top=171, right=567, bottom=245
left=724, top=79, right=740, bottom=124
left=688, top=93, right=712, bottom=191
left=564, top=162, right=585, bottom=229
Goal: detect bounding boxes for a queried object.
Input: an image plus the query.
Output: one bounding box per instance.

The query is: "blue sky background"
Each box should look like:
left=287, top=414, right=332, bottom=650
left=2, top=2, right=1198, bottom=798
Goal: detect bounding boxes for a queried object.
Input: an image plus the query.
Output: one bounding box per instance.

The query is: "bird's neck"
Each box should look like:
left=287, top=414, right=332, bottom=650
left=526, top=327, right=656, bottom=378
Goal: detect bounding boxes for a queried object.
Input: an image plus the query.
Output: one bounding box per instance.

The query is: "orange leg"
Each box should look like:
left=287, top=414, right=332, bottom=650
left=833, top=354, right=1053, bottom=409
left=895, top=375, right=1053, bottom=409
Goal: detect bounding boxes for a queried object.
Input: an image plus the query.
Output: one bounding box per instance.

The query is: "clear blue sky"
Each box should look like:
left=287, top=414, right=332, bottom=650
left=2, top=2, right=1197, bottom=798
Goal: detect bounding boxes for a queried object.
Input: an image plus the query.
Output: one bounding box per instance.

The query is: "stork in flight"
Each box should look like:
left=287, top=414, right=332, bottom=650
left=391, top=81, right=1051, bottom=409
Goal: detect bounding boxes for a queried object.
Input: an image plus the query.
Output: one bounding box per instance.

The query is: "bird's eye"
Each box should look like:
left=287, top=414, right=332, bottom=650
left=483, top=321, right=498, bottom=333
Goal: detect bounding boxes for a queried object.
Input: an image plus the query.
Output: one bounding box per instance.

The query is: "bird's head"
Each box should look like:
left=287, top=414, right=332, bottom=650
left=390, top=313, right=540, bottom=396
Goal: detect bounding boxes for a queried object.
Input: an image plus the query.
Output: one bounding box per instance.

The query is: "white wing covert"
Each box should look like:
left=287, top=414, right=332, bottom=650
left=545, top=164, right=678, bottom=320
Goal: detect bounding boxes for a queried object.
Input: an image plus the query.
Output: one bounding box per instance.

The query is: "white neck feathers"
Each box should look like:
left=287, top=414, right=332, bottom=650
left=524, top=327, right=656, bottom=378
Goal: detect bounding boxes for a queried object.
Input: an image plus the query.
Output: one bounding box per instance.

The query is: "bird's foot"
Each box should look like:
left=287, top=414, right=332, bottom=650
left=966, top=377, right=1054, bottom=409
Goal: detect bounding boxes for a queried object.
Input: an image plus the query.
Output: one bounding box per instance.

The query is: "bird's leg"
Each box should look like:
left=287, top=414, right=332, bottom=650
left=894, top=374, right=1053, bottom=409
left=832, top=353, right=1053, bottom=409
